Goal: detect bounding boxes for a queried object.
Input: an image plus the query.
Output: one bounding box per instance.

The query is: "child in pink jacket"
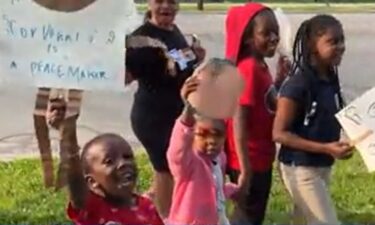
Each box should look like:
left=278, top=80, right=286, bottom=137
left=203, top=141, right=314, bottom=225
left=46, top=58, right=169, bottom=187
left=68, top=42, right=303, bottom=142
left=166, top=58, right=239, bottom=225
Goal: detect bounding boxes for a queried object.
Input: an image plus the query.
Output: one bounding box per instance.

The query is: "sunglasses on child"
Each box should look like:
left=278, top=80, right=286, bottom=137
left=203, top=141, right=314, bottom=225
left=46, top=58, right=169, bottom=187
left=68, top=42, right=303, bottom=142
left=194, top=128, right=225, bottom=139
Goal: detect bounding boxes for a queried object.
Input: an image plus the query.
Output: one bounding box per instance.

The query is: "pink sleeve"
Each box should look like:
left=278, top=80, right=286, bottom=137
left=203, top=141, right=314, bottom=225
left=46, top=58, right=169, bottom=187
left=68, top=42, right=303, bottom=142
left=166, top=118, right=195, bottom=177
left=238, top=59, right=257, bottom=106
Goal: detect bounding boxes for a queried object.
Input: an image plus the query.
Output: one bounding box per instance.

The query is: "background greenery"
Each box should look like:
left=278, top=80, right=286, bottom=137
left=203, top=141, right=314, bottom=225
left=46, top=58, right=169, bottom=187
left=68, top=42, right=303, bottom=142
left=0, top=152, right=374, bottom=224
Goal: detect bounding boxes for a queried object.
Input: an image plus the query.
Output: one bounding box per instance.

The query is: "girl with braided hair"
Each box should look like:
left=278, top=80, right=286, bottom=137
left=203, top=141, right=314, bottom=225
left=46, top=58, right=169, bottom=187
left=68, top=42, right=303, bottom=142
left=273, top=14, right=353, bottom=225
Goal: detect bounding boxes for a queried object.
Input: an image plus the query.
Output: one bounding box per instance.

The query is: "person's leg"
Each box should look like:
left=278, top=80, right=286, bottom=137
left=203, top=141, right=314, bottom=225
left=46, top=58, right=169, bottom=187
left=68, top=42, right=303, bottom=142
left=154, top=170, right=173, bottom=218
left=130, top=104, right=174, bottom=218
left=280, top=164, right=339, bottom=225
left=240, top=169, right=273, bottom=225
left=276, top=161, right=305, bottom=225
left=34, top=88, right=54, bottom=188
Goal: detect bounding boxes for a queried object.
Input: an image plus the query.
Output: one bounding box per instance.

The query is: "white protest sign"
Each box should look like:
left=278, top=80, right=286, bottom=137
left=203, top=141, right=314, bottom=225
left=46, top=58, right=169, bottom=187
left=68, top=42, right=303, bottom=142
left=274, top=8, right=293, bottom=58
left=0, top=0, right=140, bottom=91
left=336, top=87, right=375, bottom=172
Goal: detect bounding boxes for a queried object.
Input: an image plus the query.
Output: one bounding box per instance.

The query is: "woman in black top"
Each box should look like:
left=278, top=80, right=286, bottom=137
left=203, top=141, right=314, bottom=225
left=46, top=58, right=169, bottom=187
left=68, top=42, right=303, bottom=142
left=126, top=0, right=205, bottom=218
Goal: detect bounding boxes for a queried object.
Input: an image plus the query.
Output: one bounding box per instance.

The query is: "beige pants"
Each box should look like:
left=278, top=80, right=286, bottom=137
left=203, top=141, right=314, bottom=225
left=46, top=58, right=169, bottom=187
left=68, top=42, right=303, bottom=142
left=279, top=163, right=340, bottom=225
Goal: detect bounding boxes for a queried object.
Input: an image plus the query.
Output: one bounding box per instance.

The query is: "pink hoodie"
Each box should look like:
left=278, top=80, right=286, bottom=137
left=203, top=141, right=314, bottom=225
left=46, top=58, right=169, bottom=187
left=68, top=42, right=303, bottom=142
left=166, top=119, right=238, bottom=225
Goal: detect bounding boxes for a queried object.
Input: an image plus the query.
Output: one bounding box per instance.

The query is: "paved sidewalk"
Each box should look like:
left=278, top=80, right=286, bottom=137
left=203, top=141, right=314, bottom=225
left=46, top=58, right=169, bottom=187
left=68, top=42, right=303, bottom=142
left=0, top=124, right=141, bottom=162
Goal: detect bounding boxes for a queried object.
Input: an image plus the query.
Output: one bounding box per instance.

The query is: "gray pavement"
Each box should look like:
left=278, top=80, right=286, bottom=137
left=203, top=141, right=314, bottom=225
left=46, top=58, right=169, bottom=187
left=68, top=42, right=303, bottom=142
left=0, top=13, right=375, bottom=160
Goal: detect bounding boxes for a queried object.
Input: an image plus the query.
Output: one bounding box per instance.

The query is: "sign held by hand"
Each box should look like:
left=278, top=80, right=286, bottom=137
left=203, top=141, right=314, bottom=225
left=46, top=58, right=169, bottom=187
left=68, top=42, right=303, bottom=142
left=336, top=87, right=375, bottom=172
left=0, top=0, right=140, bottom=91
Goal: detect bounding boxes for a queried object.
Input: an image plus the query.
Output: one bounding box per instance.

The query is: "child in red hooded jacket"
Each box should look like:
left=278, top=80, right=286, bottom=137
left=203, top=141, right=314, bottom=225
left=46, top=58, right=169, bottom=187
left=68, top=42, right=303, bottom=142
left=224, top=3, right=290, bottom=224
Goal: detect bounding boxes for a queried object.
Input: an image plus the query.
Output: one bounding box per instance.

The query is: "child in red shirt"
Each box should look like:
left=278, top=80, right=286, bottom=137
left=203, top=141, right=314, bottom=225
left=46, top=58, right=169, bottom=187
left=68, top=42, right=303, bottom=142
left=224, top=3, right=290, bottom=224
left=46, top=99, right=163, bottom=225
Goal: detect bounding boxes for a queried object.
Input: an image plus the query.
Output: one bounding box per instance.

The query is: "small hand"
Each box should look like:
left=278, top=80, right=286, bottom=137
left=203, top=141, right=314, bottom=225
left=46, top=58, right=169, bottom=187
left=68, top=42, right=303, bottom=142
left=275, top=56, right=291, bottom=87
left=231, top=172, right=251, bottom=202
left=46, top=98, right=67, bottom=129
left=323, top=141, right=353, bottom=159
left=125, top=70, right=134, bottom=86
left=180, top=76, right=200, bottom=101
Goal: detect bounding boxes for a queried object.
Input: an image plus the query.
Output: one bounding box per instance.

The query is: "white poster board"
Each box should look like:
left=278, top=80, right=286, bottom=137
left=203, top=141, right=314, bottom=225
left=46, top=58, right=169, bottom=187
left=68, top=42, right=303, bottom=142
left=274, top=8, right=293, bottom=58
left=336, top=87, right=375, bottom=172
left=0, top=0, right=140, bottom=91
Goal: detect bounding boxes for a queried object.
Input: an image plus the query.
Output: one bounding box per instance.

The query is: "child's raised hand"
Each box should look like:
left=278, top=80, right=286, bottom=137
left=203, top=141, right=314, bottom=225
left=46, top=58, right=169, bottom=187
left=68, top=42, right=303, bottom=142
left=46, top=97, right=67, bottom=129
left=180, top=76, right=200, bottom=101
left=180, top=76, right=200, bottom=126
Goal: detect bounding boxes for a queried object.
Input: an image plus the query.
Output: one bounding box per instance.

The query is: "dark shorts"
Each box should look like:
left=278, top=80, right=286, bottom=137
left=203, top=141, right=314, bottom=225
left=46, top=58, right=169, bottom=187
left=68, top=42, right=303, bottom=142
left=130, top=98, right=180, bottom=172
left=227, top=168, right=273, bottom=225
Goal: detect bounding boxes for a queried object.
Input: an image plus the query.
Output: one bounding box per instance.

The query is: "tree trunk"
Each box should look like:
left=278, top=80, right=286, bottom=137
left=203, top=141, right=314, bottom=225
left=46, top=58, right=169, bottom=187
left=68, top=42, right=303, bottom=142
left=197, top=0, right=204, bottom=11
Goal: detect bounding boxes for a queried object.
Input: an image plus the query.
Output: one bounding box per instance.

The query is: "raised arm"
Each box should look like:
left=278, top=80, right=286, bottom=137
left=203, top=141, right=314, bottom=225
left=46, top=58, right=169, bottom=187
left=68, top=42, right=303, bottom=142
left=166, top=76, right=199, bottom=176
left=60, top=116, right=88, bottom=209
left=47, top=98, right=88, bottom=209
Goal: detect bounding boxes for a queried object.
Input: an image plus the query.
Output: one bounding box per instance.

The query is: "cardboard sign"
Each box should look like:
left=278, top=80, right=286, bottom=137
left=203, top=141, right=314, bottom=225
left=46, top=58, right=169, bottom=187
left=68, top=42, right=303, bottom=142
left=336, top=87, right=375, bottom=172
left=188, top=60, right=244, bottom=119
left=0, top=0, right=140, bottom=91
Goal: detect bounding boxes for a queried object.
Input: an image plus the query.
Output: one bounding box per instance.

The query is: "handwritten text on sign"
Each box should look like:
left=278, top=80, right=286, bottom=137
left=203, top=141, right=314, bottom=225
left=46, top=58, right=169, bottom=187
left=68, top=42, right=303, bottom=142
left=0, top=0, right=140, bottom=90
left=336, top=87, right=375, bottom=172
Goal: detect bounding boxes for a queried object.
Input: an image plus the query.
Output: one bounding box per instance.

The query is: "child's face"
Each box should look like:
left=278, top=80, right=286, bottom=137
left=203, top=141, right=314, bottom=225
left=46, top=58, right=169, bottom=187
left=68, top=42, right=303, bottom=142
left=247, top=10, right=280, bottom=58
left=86, top=138, right=137, bottom=200
left=149, top=0, right=178, bottom=26
left=193, top=118, right=226, bottom=159
left=312, top=25, right=345, bottom=67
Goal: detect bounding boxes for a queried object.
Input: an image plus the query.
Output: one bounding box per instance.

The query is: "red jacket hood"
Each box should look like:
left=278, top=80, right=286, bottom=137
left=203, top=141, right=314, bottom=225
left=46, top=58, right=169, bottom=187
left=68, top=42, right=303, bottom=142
left=225, top=3, right=267, bottom=64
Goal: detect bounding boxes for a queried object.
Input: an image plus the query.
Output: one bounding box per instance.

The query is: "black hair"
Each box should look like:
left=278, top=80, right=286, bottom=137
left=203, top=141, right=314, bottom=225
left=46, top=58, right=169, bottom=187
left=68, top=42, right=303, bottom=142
left=291, top=14, right=343, bottom=76
left=237, top=8, right=272, bottom=63
left=81, top=133, right=132, bottom=173
left=291, top=14, right=345, bottom=108
left=198, top=58, right=235, bottom=77
left=143, top=10, right=152, bottom=23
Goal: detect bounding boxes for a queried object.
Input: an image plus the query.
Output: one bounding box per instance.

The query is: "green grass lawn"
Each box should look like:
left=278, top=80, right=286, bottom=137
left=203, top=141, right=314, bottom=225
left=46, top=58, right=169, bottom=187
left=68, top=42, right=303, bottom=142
left=136, top=2, right=375, bottom=13
left=0, top=152, right=374, bottom=224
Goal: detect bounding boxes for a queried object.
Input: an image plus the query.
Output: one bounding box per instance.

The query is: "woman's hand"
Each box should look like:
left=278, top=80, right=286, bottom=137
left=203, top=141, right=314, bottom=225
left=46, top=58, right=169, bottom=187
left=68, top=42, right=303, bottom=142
left=192, top=45, right=206, bottom=64
left=191, top=35, right=206, bottom=64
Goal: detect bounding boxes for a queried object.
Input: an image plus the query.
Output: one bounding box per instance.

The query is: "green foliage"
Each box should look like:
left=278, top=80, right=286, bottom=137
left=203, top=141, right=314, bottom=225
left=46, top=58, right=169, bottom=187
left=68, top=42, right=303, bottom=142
left=0, top=152, right=374, bottom=224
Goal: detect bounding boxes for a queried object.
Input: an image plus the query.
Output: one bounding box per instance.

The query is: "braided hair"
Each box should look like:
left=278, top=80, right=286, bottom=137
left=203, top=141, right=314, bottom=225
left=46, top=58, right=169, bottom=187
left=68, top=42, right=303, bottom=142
left=290, top=14, right=345, bottom=108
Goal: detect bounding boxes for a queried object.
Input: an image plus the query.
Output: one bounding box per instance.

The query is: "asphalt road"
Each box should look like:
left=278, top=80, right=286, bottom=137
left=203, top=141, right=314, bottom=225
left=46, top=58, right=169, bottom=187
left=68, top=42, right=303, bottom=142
left=0, top=13, right=374, bottom=159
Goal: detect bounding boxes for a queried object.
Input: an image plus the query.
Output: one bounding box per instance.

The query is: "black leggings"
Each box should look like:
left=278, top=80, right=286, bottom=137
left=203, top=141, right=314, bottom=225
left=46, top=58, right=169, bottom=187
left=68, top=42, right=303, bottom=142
left=228, top=168, right=273, bottom=225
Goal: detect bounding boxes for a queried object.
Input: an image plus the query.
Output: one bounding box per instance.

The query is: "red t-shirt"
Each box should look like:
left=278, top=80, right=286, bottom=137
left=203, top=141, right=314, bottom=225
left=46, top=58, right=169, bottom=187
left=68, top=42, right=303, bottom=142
left=226, top=58, right=276, bottom=172
left=67, top=192, right=164, bottom=225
